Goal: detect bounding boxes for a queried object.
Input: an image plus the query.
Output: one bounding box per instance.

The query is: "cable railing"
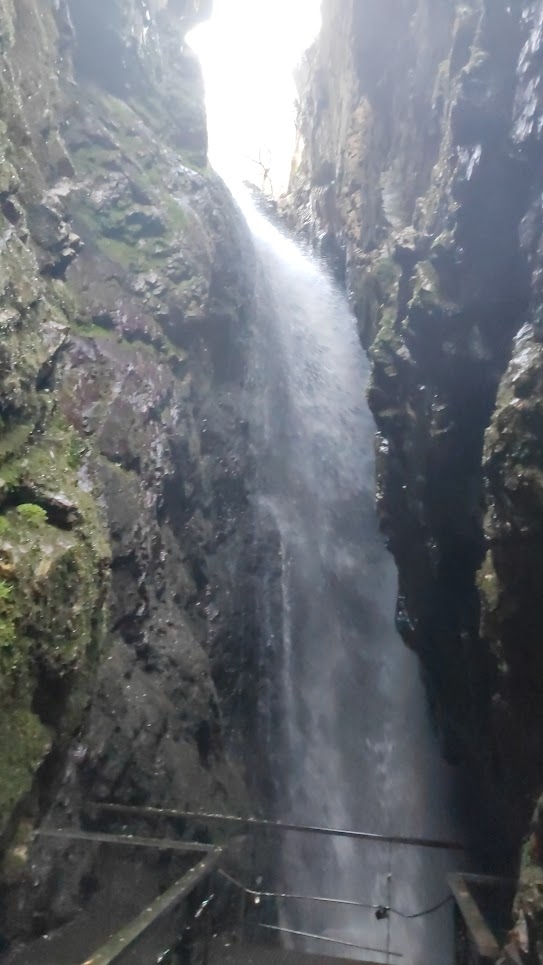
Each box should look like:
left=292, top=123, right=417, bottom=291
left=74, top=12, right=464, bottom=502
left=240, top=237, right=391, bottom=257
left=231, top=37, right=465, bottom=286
left=4, top=805, right=511, bottom=965
left=87, top=802, right=466, bottom=962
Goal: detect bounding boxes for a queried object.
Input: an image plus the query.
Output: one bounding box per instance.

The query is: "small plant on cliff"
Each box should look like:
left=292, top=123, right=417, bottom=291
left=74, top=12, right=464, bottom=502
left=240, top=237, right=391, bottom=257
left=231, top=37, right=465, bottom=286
left=16, top=504, right=48, bottom=526
left=0, top=618, right=15, bottom=650
left=0, top=581, right=17, bottom=672
left=0, top=580, right=12, bottom=603
left=67, top=435, right=83, bottom=470
left=374, top=256, right=399, bottom=294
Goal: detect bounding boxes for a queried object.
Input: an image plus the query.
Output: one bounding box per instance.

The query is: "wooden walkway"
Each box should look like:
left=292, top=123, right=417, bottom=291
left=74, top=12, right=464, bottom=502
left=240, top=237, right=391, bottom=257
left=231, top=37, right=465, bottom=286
left=3, top=934, right=385, bottom=965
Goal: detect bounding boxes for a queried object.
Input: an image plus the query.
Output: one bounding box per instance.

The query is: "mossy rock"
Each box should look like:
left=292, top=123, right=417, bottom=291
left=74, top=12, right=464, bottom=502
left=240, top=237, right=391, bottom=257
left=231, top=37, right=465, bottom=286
left=0, top=425, right=110, bottom=836
left=1, top=818, right=34, bottom=883
left=0, top=703, right=50, bottom=837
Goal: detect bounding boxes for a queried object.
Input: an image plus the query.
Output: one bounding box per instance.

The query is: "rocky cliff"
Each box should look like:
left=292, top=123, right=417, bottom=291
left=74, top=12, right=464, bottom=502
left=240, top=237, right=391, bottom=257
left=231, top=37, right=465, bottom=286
left=288, top=0, right=543, bottom=951
left=0, top=0, right=254, bottom=942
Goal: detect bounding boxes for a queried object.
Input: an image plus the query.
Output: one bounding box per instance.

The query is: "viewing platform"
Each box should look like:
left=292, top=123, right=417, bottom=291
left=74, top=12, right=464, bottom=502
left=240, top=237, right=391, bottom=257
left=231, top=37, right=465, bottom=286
left=1, top=804, right=514, bottom=965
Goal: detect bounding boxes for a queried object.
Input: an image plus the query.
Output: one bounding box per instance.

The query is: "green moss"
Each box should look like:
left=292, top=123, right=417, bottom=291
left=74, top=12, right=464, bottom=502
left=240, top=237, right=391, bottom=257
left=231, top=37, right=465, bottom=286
left=71, top=320, right=116, bottom=341
left=0, top=579, right=12, bottom=601
left=0, top=420, right=110, bottom=835
left=164, top=194, right=188, bottom=232
left=71, top=142, right=119, bottom=177
left=70, top=317, right=189, bottom=379
left=0, top=575, right=20, bottom=682
left=47, top=277, right=82, bottom=324
left=98, top=233, right=139, bottom=270
left=0, top=703, right=50, bottom=834
left=374, top=255, right=400, bottom=294
left=74, top=198, right=160, bottom=271
left=0, top=624, right=26, bottom=681
left=352, top=249, right=403, bottom=349
left=69, top=87, right=202, bottom=282
left=13, top=425, right=110, bottom=559
left=0, top=266, right=72, bottom=463
left=0, top=423, right=37, bottom=467
left=77, top=89, right=165, bottom=173
left=16, top=503, right=48, bottom=525
left=0, top=615, right=16, bottom=647
left=67, top=434, right=84, bottom=470
left=408, top=260, right=458, bottom=321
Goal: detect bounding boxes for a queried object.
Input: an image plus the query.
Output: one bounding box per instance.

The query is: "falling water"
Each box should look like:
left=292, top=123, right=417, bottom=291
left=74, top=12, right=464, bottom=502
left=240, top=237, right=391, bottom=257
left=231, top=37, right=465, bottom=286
left=241, top=195, right=459, bottom=965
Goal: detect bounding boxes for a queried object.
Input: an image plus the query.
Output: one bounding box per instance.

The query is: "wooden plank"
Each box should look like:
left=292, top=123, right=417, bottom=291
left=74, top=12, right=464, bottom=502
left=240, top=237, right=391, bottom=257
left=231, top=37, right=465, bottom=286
left=80, top=848, right=223, bottom=965
left=93, top=802, right=465, bottom=852
left=448, top=873, right=501, bottom=962
left=35, top=827, right=213, bottom=854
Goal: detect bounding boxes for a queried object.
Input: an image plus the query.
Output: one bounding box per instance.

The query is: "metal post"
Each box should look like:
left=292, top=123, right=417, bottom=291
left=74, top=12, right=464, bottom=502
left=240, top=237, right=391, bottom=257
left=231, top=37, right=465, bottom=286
left=386, top=843, right=392, bottom=965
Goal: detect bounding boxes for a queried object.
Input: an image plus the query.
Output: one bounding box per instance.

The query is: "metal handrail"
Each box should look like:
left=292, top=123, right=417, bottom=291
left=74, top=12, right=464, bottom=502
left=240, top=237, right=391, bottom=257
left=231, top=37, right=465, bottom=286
left=17, top=816, right=476, bottom=965
left=18, top=811, right=479, bottom=965
left=259, top=922, right=403, bottom=958
left=92, top=802, right=465, bottom=852
left=35, top=827, right=214, bottom=854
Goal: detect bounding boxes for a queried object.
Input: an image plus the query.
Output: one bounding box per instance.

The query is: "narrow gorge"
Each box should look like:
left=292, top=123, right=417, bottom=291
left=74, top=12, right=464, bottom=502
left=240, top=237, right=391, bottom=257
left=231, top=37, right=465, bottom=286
left=1, top=1, right=543, bottom=964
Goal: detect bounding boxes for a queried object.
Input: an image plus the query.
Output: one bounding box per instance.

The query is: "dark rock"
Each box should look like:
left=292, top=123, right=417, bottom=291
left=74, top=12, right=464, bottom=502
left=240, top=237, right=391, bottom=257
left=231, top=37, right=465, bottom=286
left=290, top=0, right=543, bottom=952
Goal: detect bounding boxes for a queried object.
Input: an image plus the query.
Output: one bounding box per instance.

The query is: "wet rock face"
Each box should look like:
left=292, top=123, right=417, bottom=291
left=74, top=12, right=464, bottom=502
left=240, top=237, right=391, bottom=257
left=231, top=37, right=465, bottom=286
left=0, top=0, right=254, bottom=940
left=68, top=0, right=209, bottom=161
left=291, top=0, right=543, bottom=948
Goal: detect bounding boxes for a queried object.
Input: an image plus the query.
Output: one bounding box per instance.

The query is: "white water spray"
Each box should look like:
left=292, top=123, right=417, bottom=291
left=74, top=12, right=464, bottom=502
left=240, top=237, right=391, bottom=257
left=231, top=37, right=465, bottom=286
left=241, top=196, right=459, bottom=965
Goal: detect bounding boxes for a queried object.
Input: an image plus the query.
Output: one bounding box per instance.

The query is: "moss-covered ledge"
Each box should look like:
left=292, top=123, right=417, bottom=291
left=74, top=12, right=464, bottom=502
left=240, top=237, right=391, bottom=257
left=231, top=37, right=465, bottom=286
left=0, top=419, right=110, bottom=846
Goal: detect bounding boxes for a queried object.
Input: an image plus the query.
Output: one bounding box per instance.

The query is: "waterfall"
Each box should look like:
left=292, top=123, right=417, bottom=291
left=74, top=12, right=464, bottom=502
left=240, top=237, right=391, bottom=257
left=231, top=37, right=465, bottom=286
left=241, top=195, right=460, bottom=965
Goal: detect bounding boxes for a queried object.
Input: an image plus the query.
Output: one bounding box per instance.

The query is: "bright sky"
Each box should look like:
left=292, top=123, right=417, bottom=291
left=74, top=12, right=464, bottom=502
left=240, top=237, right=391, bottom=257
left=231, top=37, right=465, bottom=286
left=188, top=0, right=322, bottom=194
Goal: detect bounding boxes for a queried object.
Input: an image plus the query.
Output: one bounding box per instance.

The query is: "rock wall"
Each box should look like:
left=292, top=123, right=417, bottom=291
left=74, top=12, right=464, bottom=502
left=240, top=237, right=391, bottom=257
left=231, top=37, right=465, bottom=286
left=0, top=0, right=254, bottom=941
left=288, top=0, right=543, bottom=949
